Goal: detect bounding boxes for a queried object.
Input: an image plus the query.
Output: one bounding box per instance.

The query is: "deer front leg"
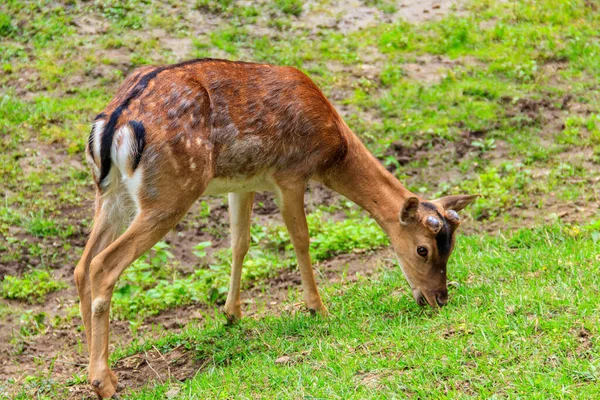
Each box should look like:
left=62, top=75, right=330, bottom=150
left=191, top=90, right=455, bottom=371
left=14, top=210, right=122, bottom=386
left=88, top=210, right=186, bottom=398
left=276, top=182, right=328, bottom=316
left=223, top=191, right=254, bottom=323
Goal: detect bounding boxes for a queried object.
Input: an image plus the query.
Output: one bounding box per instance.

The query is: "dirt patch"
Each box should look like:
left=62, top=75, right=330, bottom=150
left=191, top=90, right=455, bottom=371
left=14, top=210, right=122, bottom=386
left=66, top=347, right=203, bottom=400
left=401, top=54, right=480, bottom=84
left=298, top=0, right=385, bottom=34
left=383, top=127, right=490, bottom=169
left=72, top=16, right=109, bottom=35
left=154, top=29, right=194, bottom=62
left=397, top=0, right=465, bottom=23
left=115, top=347, right=203, bottom=388
left=254, top=192, right=279, bottom=215
left=16, top=140, right=85, bottom=175
left=299, top=0, right=465, bottom=34
left=503, top=93, right=593, bottom=138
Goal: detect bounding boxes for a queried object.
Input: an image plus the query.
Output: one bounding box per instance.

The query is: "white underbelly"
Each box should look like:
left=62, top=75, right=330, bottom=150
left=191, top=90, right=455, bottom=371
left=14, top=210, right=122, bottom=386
left=203, top=174, right=277, bottom=195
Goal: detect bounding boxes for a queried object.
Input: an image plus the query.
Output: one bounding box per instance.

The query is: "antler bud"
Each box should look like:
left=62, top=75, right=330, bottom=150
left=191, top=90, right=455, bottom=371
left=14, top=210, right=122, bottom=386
left=446, top=210, right=460, bottom=224
left=425, top=215, right=442, bottom=233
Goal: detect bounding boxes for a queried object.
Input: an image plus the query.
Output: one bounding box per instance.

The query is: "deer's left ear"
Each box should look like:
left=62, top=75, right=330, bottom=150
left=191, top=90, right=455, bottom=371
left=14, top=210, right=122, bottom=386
left=433, top=194, right=480, bottom=212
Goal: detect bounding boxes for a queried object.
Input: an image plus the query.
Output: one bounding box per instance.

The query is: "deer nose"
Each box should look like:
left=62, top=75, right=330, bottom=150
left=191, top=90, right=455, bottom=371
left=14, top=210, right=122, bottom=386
left=435, top=290, right=448, bottom=307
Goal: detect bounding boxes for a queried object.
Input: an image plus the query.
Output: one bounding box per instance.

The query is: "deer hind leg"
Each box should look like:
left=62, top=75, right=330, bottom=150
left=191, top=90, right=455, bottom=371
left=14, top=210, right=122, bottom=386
left=223, top=191, right=255, bottom=323
left=276, top=182, right=328, bottom=316
left=74, top=192, right=128, bottom=355
left=88, top=206, right=192, bottom=398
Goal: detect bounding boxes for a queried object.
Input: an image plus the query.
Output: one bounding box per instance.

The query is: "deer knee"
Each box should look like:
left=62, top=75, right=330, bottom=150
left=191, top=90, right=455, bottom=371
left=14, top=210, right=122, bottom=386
left=91, top=297, right=110, bottom=316
left=89, top=256, right=105, bottom=282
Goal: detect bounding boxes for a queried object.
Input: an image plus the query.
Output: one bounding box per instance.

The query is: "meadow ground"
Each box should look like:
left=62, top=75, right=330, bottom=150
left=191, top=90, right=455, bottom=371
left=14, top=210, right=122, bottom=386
left=0, top=0, right=599, bottom=398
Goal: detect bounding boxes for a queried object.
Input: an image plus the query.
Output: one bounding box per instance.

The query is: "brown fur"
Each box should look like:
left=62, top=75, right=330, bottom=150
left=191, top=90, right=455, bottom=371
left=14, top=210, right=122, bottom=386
left=97, top=59, right=347, bottom=186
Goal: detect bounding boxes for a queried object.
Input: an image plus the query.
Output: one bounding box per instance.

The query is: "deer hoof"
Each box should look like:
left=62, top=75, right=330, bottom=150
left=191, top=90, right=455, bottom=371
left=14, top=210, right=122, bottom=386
left=91, top=375, right=116, bottom=399
left=221, top=307, right=242, bottom=325
left=308, top=304, right=329, bottom=317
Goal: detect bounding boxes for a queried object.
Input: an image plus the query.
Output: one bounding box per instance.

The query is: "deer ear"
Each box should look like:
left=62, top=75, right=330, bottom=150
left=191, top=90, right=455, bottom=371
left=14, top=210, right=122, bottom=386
left=399, top=197, right=420, bottom=226
left=433, top=194, right=479, bottom=212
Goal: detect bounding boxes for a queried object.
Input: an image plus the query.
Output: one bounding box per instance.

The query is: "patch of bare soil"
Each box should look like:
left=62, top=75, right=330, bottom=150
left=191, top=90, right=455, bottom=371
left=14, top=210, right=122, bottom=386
left=299, top=0, right=465, bottom=34
left=396, top=0, right=465, bottom=23
left=384, top=128, right=489, bottom=168
left=402, top=54, right=481, bottom=84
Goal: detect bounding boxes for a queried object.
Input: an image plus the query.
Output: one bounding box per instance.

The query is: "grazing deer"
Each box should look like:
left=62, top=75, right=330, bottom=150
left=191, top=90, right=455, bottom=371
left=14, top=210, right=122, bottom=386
left=74, top=58, right=476, bottom=398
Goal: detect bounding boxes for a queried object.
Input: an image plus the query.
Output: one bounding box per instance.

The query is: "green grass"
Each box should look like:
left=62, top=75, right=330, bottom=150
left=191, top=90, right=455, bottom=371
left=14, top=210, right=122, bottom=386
left=0, top=269, right=67, bottom=303
left=114, top=223, right=599, bottom=398
left=8, top=224, right=599, bottom=398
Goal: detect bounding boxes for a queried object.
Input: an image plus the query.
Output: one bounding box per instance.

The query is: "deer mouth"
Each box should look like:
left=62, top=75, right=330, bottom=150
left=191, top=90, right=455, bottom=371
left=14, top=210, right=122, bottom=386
left=412, top=288, right=428, bottom=306
left=412, top=288, right=445, bottom=308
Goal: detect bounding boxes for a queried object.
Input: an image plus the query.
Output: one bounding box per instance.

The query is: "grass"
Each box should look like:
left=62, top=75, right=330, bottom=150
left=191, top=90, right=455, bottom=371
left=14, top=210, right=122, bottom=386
left=1, top=0, right=600, bottom=397
left=0, top=269, right=67, bottom=303
left=110, top=224, right=600, bottom=398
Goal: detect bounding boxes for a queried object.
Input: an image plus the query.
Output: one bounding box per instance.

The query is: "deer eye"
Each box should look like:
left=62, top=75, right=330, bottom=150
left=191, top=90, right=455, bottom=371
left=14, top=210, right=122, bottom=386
left=417, top=246, right=428, bottom=258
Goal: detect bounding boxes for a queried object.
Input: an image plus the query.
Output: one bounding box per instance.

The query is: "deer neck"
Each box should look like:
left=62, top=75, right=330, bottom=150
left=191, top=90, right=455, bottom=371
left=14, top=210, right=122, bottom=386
left=320, top=132, right=414, bottom=233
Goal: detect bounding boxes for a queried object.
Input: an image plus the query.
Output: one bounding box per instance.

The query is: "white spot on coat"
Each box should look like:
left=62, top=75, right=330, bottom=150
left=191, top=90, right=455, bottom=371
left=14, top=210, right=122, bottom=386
left=164, top=146, right=180, bottom=172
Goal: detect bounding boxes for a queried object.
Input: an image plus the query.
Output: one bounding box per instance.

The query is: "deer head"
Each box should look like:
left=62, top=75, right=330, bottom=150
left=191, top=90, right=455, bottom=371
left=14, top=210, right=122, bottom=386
left=390, top=194, right=478, bottom=308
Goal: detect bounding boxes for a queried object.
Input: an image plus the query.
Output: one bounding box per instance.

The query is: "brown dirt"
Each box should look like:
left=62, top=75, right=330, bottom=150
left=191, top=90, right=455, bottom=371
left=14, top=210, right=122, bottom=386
left=401, top=54, right=479, bottom=85
left=299, top=0, right=466, bottom=34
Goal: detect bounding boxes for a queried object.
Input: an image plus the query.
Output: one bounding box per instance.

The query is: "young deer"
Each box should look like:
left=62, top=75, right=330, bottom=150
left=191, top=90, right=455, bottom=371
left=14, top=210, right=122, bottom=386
left=75, top=58, right=476, bottom=398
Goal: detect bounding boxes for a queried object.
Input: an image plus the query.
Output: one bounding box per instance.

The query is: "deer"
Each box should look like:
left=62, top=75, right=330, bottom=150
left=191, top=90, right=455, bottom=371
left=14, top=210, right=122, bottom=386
left=74, top=58, right=477, bottom=398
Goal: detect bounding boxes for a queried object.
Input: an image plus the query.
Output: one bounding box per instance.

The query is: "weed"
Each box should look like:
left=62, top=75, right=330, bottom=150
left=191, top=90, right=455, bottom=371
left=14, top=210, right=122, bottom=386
left=273, top=0, right=303, bottom=16
left=0, top=270, right=67, bottom=304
